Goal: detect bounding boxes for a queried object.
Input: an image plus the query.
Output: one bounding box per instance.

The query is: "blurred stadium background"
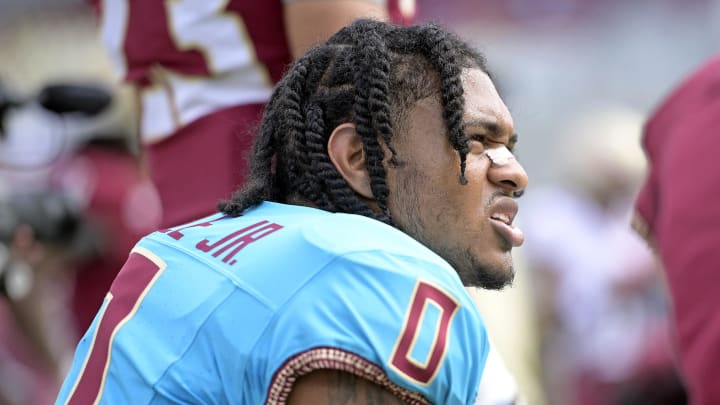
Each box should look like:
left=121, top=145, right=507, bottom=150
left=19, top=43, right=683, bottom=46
left=0, top=0, right=717, bottom=404
left=2, top=0, right=717, bottom=192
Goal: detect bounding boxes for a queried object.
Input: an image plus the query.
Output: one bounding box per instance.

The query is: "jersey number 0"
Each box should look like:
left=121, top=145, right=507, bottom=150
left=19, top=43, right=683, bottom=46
left=390, top=281, right=460, bottom=386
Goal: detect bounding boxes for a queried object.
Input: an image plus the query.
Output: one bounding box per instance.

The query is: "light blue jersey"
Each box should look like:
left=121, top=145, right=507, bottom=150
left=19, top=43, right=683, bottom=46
left=56, top=202, right=492, bottom=404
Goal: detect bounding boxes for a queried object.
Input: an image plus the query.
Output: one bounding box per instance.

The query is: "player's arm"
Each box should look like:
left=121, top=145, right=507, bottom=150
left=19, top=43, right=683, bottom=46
left=283, top=0, right=388, bottom=58
left=288, top=370, right=408, bottom=405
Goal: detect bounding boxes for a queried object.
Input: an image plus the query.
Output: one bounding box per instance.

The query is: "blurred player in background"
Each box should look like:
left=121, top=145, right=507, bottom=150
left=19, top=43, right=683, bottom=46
left=44, top=86, right=162, bottom=337
left=0, top=190, right=81, bottom=405
left=57, top=19, right=528, bottom=404
left=0, top=79, right=161, bottom=404
left=0, top=9, right=161, bottom=403
left=633, top=55, right=720, bottom=405
left=521, top=105, right=685, bottom=405
left=91, top=0, right=416, bottom=228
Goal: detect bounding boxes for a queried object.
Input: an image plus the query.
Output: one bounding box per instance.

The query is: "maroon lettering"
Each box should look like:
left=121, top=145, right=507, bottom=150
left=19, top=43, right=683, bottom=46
left=390, top=281, right=460, bottom=385
left=67, top=248, right=165, bottom=403
left=160, top=216, right=226, bottom=240
left=195, top=221, right=283, bottom=266
left=196, top=221, right=269, bottom=252
left=219, top=223, right=283, bottom=265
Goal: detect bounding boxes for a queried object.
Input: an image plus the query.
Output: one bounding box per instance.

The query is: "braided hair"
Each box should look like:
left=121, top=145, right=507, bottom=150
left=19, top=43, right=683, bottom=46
left=219, top=19, right=489, bottom=224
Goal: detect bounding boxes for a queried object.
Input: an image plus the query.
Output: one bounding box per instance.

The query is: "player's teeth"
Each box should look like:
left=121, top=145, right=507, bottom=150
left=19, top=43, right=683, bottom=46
left=491, top=213, right=510, bottom=224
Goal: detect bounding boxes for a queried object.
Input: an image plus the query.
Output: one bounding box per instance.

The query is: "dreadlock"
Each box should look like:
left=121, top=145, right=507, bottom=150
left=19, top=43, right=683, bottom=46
left=219, top=19, right=489, bottom=223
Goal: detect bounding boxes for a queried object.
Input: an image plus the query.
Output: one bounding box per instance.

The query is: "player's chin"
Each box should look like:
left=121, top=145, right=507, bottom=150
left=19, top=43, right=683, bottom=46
left=458, top=254, right=515, bottom=290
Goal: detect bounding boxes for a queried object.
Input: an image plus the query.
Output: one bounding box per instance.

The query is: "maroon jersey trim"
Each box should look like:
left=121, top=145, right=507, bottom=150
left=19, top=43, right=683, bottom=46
left=265, top=346, right=430, bottom=404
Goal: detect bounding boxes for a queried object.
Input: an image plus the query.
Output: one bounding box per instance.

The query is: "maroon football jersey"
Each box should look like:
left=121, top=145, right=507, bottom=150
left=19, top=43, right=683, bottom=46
left=90, top=0, right=415, bottom=226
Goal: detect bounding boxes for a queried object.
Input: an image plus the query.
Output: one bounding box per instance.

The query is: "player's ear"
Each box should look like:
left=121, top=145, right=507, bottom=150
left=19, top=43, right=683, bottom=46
left=327, top=123, right=373, bottom=199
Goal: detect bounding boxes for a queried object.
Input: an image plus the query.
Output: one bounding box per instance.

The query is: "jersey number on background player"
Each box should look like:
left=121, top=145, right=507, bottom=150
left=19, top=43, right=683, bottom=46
left=166, top=0, right=259, bottom=74
left=100, top=0, right=263, bottom=78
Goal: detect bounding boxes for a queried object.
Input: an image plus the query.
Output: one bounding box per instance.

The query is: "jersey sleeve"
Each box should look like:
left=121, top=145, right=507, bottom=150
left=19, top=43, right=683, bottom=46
left=254, top=250, right=490, bottom=405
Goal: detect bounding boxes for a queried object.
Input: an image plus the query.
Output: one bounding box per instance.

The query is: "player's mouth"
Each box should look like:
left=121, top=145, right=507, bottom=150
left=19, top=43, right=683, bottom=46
left=488, top=197, right=524, bottom=247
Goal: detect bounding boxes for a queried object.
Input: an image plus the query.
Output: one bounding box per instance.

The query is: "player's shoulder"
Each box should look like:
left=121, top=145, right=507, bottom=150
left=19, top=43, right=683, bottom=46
left=137, top=202, right=459, bottom=288
left=287, top=204, right=451, bottom=268
left=241, top=201, right=448, bottom=264
left=254, top=204, right=487, bottom=404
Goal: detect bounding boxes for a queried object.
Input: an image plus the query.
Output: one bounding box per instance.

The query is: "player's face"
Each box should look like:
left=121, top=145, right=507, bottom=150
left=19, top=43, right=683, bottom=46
left=386, top=68, right=528, bottom=289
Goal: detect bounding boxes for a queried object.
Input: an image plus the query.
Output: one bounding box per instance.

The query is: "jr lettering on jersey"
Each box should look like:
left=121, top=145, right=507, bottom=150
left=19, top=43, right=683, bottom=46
left=196, top=220, right=283, bottom=265
left=160, top=217, right=283, bottom=266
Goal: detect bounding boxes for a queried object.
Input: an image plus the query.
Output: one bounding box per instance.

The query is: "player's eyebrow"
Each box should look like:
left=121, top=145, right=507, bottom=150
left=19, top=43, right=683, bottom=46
left=462, top=118, right=518, bottom=150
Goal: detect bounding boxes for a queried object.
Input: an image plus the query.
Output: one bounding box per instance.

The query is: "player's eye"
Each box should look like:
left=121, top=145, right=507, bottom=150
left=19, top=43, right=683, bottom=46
left=468, top=134, right=486, bottom=143
left=469, top=133, right=510, bottom=152
left=467, top=134, right=486, bottom=154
